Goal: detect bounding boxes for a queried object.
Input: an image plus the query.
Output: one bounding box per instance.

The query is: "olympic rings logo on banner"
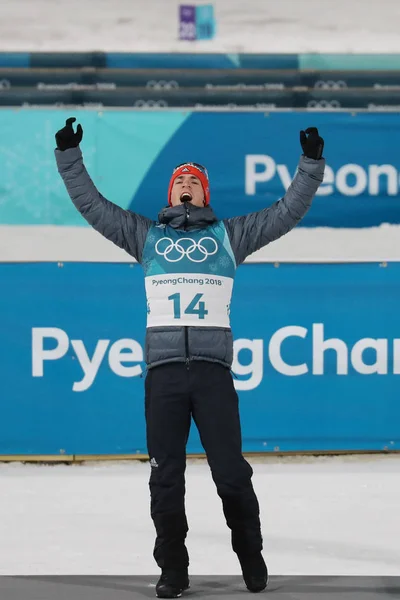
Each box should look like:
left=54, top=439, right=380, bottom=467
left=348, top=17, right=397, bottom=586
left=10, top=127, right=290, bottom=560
left=146, top=80, right=179, bottom=90
left=307, top=100, right=342, bottom=109
left=134, top=99, right=169, bottom=108
left=155, top=237, right=218, bottom=263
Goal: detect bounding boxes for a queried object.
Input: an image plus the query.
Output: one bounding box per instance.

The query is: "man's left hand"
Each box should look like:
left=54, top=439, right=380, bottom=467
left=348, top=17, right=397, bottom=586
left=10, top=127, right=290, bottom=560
left=300, top=127, right=324, bottom=160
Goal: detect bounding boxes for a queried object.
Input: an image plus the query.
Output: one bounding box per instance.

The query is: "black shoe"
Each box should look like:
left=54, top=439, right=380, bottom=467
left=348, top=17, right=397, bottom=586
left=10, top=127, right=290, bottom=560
left=155, top=569, right=190, bottom=598
left=238, top=552, right=268, bottom=593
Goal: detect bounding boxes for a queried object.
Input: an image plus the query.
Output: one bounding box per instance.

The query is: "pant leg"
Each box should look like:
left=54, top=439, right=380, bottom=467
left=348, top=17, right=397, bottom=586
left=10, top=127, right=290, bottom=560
left=145, top=363, right=192, bottom=569
left=190, top=361, right=263, bottom=557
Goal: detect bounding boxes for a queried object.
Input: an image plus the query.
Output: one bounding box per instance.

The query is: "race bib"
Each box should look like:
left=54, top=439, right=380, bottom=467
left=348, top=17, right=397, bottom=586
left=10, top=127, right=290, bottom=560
left=142, top=222, right=237, bottom=328
left=146, top=272, right=233, bottom=327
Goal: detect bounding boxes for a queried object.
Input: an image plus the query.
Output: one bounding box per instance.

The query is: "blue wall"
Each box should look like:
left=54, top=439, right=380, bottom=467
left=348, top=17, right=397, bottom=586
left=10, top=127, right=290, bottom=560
left=1, top=110, right=400, bottom=228
left=2, top=51, right=400, bottom=70
left=1, top=262, right=399, bottom=456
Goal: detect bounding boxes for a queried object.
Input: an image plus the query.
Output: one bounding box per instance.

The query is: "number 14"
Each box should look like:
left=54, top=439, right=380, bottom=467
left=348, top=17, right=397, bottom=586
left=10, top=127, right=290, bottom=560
left=168, top=293, right=208, bottom=320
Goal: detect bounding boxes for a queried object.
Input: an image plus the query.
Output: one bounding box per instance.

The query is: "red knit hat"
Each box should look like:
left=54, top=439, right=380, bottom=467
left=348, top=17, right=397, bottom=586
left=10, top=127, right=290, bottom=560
left=168, top=162, right=210, bottom=206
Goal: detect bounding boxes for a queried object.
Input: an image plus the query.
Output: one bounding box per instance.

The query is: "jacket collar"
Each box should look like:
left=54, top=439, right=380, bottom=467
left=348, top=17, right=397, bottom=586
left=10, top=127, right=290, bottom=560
left=158, top=203, right=218, bottom=230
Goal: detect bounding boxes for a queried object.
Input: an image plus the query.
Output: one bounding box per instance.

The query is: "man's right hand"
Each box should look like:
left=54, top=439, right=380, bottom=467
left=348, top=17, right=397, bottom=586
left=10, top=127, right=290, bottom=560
left=55, top=117, right=83, bottom=151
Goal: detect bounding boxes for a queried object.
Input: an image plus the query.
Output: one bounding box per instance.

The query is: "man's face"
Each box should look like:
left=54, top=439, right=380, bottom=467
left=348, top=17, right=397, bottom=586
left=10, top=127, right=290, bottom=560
left=170, top=174, right=205, bottom=207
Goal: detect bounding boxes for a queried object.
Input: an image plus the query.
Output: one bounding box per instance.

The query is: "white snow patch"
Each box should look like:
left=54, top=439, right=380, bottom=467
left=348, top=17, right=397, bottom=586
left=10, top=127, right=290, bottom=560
left=1, top=0, right=400, bottom=53
left=0, top=455, right=399, bottom=576
left=1, top=223, right=399, bottom=263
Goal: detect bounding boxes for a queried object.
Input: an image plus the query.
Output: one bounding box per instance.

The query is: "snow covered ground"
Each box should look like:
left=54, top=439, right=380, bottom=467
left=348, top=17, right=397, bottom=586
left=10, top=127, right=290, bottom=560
left=1, top=455, right=399, bottom=577
left=1, top=0, right=400, bottom=54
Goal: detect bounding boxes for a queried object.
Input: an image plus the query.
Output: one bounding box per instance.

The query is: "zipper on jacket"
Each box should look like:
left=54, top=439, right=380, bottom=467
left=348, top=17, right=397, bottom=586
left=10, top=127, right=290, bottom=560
left=184, top=203, right=190, bottom=231
left=185, top=326, right=190, bottom=369
left=183, top=203, right=190, bottom=368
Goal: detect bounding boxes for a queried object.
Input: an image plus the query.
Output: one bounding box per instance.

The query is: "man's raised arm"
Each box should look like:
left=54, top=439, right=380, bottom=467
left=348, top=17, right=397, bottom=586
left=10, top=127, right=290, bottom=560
left=224, top=127, right=325, bottom=265
left=55, top=117, right=152, bottom=263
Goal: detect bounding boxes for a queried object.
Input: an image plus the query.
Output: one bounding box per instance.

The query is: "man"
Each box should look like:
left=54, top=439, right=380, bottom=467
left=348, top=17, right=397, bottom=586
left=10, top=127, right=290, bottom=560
left=55, top=118, right=325, bottom=598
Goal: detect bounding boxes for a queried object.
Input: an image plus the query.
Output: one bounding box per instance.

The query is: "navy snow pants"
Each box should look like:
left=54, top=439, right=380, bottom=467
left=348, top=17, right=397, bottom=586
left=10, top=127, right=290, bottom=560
left=145, top=361, right=263, bottom=569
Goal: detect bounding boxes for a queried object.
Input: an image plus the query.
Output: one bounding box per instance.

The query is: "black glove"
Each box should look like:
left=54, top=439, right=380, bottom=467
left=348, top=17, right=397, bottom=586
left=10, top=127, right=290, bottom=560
left=300, top=127, right=324, bottom=160
left=55, top=117, right=83, bottom=151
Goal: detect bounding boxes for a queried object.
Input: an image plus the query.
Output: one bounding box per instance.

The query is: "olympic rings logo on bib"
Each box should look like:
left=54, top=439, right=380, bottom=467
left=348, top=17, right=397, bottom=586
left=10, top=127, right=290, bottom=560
left=155, top=237, right=218, bottom=263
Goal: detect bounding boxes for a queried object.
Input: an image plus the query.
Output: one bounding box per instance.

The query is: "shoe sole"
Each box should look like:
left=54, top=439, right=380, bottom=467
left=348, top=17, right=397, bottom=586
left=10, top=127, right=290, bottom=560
left=156, top=584, right=190, bottom=598
left=245, top=572, right=269, bottom=593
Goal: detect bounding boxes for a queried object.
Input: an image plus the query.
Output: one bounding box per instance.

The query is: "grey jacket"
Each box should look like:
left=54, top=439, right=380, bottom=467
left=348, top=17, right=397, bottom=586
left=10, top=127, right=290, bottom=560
left=55, top=147, right=325, bottom=369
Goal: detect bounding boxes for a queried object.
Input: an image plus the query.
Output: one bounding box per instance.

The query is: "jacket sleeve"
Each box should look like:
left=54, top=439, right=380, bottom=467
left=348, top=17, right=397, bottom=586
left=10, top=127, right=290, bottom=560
left=55, top=146, right=153, bottom=263
left=224, top=156, right=325, bottom=265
